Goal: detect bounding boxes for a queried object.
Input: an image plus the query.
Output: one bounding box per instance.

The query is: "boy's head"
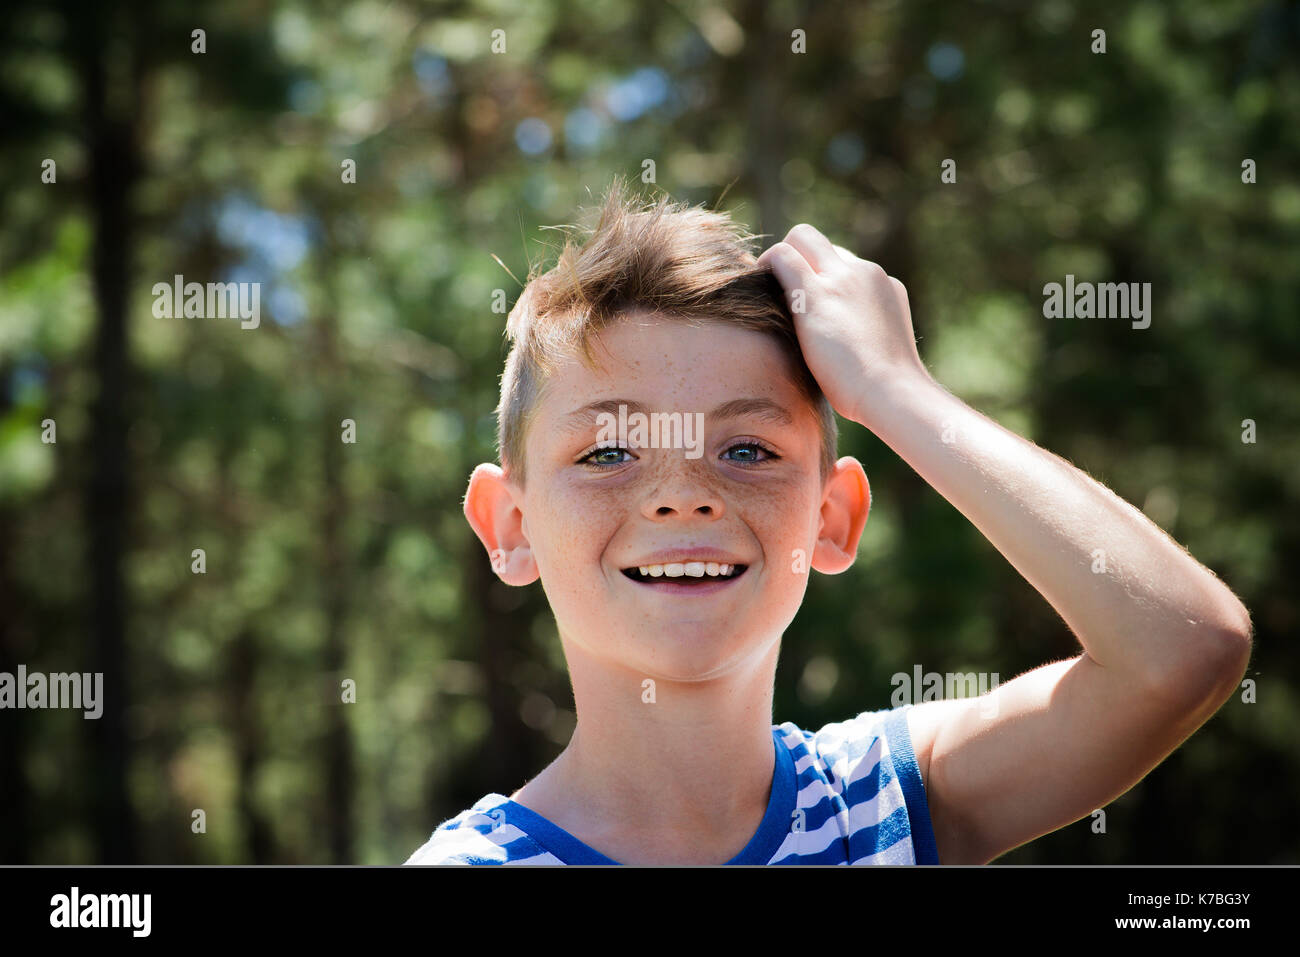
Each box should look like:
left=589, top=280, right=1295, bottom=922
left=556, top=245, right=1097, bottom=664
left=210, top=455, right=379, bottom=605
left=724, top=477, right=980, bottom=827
left=465, top=178, right=870, bottom=680
left=495, top=176, right=837, bottom=489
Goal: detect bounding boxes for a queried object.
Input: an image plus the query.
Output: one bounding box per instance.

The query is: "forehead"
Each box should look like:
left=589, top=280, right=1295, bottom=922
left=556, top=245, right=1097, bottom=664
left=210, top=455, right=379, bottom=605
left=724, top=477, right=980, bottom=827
left=524, top=313, right=817, bottom=458
left=549, top=313, right=800, bottom=401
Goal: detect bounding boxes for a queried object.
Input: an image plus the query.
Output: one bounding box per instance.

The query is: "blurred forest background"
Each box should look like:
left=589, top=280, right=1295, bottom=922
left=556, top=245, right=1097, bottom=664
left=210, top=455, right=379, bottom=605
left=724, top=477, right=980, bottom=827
left=1, top=0, right=1297, bottom=865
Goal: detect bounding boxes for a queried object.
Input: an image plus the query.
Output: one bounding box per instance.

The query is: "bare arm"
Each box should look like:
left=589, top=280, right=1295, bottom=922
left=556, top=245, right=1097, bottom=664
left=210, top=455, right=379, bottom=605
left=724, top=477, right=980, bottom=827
left=758, top=223, right=1252, bottom=863
left=865, top=372, right=1251, bottom=692
left=869, top=373, right=1252, bottom=863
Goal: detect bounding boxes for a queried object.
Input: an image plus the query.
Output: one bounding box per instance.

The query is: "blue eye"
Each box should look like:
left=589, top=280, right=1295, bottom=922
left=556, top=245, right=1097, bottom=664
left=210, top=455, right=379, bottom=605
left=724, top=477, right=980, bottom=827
left=576, top=441, right=781, bottom=469
left=723, top=441, right=780, bottom=465
left=578, top=445, right=633, bottom=468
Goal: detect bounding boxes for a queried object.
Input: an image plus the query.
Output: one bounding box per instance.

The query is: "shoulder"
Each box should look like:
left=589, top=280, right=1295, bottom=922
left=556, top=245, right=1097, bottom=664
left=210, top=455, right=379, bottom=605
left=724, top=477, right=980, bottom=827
left=776, top=705, right=904, bottom=770
left=775, top=705, right=940, bottom=864
left=404, top=794, right=558, bottom=865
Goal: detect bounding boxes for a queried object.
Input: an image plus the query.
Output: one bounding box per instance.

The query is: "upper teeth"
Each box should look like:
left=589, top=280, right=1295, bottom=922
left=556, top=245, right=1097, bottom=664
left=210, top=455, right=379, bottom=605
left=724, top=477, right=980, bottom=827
left=638, top=562, right=735, bottom=578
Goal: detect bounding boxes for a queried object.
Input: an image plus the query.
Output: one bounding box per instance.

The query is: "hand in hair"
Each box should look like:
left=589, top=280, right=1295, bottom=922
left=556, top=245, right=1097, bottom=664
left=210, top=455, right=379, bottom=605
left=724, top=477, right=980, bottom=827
left=756, top=223, right=929, bottom=428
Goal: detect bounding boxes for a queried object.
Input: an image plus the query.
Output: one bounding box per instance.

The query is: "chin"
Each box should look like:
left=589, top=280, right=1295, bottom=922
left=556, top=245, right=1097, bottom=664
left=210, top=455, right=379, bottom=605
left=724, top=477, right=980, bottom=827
left=623, top=626, right=765, bottom=684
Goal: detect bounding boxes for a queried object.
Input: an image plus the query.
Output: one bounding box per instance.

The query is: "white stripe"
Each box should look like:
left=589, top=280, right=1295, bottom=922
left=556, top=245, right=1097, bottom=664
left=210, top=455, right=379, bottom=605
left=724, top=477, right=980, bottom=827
left=794, top=774, right=837, bottom=809
left=408, top=821, right=537, bottom=863
left=792, top=813, right=852, bottom=857
left=823, top=747, right=884, bottom=793
left=851, top=834, right=916, bottom=865
left=507, top=851, right=566, bottom=865
left=845, top=777, right=906, bottom=832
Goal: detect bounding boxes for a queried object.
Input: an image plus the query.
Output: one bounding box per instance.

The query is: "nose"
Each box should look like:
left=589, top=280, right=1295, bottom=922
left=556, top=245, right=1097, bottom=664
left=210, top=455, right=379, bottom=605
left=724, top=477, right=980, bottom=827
left=640, top=469, right=726, bottom=522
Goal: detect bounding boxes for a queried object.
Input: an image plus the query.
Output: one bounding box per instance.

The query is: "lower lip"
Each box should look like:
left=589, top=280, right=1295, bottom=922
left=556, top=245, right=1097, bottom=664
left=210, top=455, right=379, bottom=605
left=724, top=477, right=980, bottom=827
left=622, top=568, right=748, bottom=596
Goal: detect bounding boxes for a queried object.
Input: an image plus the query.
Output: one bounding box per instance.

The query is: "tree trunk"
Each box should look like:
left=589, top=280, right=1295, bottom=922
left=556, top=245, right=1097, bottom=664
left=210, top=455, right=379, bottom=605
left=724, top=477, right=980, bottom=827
left=74, top=0, right=140, bottom=864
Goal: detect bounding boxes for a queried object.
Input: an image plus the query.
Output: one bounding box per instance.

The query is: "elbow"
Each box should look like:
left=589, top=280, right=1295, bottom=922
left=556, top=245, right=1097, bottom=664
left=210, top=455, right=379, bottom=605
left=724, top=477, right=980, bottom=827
left=1179, top=598, right=1254, bottom=709
left=1145, top=596, right=1253, bottom=713
left=1218, top=600, right=1254, bottom=687
left=1208, top=593, right=1254, bottom=674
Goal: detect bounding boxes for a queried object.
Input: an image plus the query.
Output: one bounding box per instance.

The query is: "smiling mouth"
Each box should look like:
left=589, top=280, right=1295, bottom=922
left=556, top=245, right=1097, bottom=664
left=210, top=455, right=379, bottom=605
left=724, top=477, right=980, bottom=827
left=621, top=563, right=749, bottom=584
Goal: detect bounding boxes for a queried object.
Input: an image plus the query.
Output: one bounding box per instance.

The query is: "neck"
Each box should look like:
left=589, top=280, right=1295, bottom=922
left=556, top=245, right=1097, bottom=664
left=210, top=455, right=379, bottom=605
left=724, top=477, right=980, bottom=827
left=521, top=631, right=783, bottom=863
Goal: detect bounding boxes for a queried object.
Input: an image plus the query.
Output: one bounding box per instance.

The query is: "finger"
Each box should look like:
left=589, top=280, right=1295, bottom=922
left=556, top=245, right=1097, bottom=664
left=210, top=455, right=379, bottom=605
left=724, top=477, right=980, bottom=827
left=888, top=276, right=910, bottom=316
left=831, top=243, right=860, bottom=264
left=757, top=241, right=815, bottom=305
left=782, top=223, right=844, bottom=274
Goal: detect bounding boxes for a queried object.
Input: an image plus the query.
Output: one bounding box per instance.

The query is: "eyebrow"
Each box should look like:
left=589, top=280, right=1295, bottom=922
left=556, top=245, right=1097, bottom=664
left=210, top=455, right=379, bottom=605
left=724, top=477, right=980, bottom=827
left=559, top=397, right=794, bottom=433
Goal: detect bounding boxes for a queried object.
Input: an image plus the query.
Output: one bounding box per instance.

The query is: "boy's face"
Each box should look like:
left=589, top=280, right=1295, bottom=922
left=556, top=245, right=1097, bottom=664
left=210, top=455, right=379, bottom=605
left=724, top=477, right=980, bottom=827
left=465, top=311, right=870, bottom=682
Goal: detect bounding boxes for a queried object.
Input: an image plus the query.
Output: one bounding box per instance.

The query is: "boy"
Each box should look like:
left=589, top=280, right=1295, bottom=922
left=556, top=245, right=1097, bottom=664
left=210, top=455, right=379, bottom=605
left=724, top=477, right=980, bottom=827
left=405, top=178, right=1252, bottom=865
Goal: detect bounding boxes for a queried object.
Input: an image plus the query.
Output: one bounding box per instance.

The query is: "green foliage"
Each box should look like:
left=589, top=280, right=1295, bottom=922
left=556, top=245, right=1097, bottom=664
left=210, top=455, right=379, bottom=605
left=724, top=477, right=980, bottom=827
left=1, top=0, right=1296, bottom=864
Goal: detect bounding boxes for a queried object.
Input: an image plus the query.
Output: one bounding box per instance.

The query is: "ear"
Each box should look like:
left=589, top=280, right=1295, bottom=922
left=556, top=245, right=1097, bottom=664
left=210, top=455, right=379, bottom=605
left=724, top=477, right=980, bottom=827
left=811, top=456, right=871, bottom=574
left=463, top=463, right=538, bottom=585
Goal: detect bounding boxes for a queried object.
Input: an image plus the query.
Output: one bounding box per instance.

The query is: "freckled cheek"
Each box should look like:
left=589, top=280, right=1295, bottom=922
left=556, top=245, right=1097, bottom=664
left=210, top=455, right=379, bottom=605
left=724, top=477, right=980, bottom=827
left=738, top=482, right=816, bottom=546
left=535, top=483, right=625, bottom=575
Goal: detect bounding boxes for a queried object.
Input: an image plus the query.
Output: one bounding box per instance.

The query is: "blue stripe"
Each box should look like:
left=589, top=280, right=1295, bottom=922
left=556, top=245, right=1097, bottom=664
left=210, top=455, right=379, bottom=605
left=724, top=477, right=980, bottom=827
left=771, top=838, right=849, bottom=865
left=845, top=803, right=913, bottom=861
left=496, top=800, right=619, bottom=864
left=727, top=727, right=797, bottom=863
left=791, top=790, right=849, bottom=834
left=840, top=755, right=891, bottom=808
left=881, top=706, right=940, bottom=864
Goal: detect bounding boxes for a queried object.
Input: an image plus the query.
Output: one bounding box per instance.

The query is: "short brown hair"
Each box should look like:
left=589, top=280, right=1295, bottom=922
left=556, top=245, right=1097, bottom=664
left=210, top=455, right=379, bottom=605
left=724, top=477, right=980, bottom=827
left=495, top=176, right=838, bottom=487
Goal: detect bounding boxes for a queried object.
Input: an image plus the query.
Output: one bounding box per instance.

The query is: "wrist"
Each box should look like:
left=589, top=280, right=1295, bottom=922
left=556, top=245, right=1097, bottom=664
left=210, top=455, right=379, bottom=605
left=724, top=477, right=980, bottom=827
left=852, top=364, right=946, bottom=433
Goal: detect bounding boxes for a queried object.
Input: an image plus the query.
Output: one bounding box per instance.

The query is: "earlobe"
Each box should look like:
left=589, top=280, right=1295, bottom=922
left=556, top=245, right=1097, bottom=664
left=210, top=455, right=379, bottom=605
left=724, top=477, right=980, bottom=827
left=811, top=457, right=871, bottom=575
left=463, top=463, right=538, bottom=585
